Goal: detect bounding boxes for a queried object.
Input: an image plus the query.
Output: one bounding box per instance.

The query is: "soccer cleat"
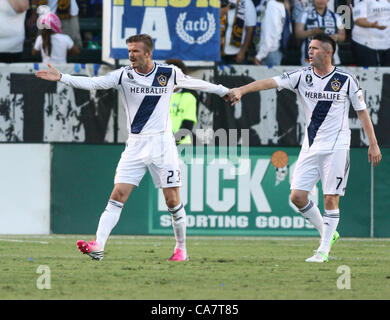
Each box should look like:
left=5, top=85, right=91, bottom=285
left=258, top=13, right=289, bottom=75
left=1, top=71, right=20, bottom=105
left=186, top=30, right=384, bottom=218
left=167, top=248, right=189, bottom=262
left=76, top=239, right=104, bottom=261
left=330, top=231, right=340, bottom=250
left=305, top=251, right=328, bottom=263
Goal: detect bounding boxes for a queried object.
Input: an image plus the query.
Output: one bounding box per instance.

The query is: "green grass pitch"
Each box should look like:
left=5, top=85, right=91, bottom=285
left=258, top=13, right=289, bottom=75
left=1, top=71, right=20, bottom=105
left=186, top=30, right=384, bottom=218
left=0, top=235, right=390, bottom=300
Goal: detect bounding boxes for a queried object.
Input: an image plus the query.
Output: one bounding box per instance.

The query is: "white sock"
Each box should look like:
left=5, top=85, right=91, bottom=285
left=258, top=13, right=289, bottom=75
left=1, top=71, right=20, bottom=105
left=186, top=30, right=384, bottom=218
left=96, top=199, right=123, bottom=250
left=168, top=203, right=186, bottom=252
left=318, top=209, right=340, bottom=255
left=299, top=200, right=323, bottom=237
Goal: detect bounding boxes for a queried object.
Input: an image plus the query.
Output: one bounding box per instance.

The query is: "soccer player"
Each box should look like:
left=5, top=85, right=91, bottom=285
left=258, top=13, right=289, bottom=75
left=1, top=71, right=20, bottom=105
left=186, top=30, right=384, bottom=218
left=36, top=34, right=229, bottom=261
left=227, top=34, right=382, bottom=262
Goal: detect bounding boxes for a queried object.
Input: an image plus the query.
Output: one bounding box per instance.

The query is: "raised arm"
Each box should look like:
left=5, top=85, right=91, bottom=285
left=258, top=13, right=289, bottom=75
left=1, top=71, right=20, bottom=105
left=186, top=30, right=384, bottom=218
left=228, top=78, right=278, bottom=106
left=356, top=109, right=382, bottom=167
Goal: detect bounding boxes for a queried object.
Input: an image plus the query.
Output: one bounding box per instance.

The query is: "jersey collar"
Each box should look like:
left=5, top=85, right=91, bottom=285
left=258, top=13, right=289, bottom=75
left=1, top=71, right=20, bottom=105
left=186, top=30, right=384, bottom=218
left=134, top=62, right=156, bottom=77
left=313, top=66, right=336, bottom=79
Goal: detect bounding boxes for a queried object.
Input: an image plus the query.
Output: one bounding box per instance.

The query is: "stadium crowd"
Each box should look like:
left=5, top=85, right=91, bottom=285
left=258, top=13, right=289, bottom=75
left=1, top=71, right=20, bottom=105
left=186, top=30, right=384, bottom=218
left=0, top=0, right=389, bottom=66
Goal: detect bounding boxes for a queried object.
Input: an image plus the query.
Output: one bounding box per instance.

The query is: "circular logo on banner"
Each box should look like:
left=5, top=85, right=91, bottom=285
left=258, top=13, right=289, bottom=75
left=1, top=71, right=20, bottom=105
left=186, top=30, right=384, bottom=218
left=271, top=150, right=289, bottom=186
left=176, top=12, right=216, bottom=45
left=271, top=150, right=289, bottom=169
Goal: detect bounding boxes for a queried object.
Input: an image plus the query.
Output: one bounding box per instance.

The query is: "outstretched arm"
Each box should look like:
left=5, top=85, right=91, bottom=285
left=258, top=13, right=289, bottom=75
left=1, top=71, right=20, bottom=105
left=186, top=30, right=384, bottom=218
left=228, top=78, right=278, bottom=106
left=356, top=109, right=382, bottom=167
left=36, top=63, right=61, bottom=81
left=173, top=67, right=229, bottom=98
left=36, top=64, right=120, bottom=90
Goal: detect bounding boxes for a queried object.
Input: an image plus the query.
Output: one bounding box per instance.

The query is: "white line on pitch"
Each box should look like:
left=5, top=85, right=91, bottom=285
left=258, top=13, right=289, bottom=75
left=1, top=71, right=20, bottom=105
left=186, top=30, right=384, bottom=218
left=0, top=239, right=48, bottom=244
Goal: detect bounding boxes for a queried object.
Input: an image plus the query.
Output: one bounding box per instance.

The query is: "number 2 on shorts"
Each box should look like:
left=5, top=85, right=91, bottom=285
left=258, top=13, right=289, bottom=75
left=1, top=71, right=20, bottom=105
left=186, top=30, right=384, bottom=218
left=167, top=170, right=181, bottom=184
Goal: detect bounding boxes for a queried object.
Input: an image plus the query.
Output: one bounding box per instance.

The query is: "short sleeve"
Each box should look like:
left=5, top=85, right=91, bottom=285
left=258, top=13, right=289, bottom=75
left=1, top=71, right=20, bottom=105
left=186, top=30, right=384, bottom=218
left=352, top=0, right=367, bottom=21
left=272, top=69, right=302, bottom=92
left=348, top=75, right=366, bottom=111
left=245, top=0, right=257, bottom=27
left=299, top=11, right=308, bottom=24
left=66, top=35, right=74, bottom=50
left=34, top=35, right=42, bottom=51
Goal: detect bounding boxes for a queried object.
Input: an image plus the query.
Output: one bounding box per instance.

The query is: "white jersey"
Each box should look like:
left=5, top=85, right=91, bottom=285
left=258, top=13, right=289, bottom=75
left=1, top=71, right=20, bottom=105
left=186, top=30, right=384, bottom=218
left=60, top=63, right=228, bottom=135
left=273, top=66, right=366, bottom=151
left=352, top=0, right=390, bottom=50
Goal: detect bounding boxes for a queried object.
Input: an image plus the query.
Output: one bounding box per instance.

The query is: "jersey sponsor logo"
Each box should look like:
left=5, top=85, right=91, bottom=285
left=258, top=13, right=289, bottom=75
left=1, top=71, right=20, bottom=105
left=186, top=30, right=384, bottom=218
left=304, top=91, right=342, bottom=100
left=129, top=86, right=168, bottom=95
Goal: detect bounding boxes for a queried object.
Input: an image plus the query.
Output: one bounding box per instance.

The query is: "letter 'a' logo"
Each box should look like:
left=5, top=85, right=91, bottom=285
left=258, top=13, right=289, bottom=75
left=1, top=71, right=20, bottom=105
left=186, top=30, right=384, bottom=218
left=157, top=74, right=167, bottom=87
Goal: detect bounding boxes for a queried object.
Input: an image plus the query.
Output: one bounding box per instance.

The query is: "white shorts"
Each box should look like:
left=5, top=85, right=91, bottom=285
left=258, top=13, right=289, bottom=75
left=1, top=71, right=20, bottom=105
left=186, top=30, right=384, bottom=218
left=291, top=149, right=350, bottom=196
left=114, top=132, right=182, bottom=189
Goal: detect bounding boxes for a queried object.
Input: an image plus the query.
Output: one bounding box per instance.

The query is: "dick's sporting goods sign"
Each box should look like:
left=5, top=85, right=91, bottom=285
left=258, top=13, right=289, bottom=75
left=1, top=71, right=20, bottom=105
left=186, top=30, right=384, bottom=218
left=149, top=147, right=322, bottom=236
left=110, top=0, right=220, bottom=61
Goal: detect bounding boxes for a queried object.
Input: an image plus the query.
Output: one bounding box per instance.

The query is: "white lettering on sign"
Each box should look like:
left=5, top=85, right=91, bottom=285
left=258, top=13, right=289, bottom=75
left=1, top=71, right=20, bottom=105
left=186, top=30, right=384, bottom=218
left=158, top=158, right=272, bottom=213
left=206, top=159, right=235, bottom=212
left=111, top=7, right=171, bottom=51
left=238, top=158, right=271, bottom=212
left=140, top=8, right=172, bottom=50
left=160, top=214, right=248, bottom=228
left=159, top=214, right=315, bottom=229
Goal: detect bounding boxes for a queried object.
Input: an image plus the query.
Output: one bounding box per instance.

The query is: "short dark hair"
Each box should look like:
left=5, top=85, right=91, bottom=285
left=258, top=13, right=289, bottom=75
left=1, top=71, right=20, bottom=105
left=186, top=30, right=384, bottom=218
left=312, top=34, right=336, bottom=55
left=126, top=34, right=154, bottom=52
left=165, top=58, right=187, bottom=74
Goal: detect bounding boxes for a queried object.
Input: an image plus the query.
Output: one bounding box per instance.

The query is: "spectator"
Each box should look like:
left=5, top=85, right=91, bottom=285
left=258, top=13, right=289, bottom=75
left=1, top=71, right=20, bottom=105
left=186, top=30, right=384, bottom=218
left=220, top=0, right=257, bottom=64
left=32, top=13, right=79, bottom=64
left=165, top=58, right=198, bottom=145
left=351, top=0, right=390, bottom=66
left=292, top=0, right=312, bottom=23
left=28, top=0, right=83, bottom=49
left=292, top=0, right=336, bottom=23
left=0, top=0, right=29, bottom=63
left=295, top=0, right=345, bottom=65
left=254, top=0, right=291, bottom=65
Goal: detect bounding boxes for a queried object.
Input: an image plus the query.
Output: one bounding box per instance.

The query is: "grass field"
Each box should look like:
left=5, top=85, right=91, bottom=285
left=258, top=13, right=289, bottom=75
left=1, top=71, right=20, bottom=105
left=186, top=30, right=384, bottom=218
left=0, top=235, right=390, bottom=300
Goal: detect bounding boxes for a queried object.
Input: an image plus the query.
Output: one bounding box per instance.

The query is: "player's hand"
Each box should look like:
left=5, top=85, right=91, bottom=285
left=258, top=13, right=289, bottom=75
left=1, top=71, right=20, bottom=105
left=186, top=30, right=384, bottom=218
left=35, top=63, right=61, bottom=81
left=227, top=88, right=242, bottom=106
left=368, top=144, right=382, bottom=167
left=311, top=27, right=325, bottom=36
left=253, top=57, right=261, bottom=65
left=372, top=21, right=386, bottom=30
left=235, top=51, right=245, bottom=64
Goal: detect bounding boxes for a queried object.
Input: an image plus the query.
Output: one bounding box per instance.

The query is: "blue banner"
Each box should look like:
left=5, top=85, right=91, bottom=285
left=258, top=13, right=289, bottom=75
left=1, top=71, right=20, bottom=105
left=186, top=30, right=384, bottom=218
left=110, top=0, right=220, bottom=61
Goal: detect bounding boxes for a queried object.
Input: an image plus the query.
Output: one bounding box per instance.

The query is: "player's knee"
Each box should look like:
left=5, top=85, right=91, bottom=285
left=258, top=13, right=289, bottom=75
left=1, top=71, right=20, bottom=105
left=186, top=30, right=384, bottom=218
left=324, top=195, right=339, bottom=210
left=290, top=192, right=307, bottom=208
left=164, top=192, right=180, bottom=208
left=163, top=187, right=181, bottom=208
left=111, top=187, right=128, bottom=203
left=165, top=197, right=180, bottom=209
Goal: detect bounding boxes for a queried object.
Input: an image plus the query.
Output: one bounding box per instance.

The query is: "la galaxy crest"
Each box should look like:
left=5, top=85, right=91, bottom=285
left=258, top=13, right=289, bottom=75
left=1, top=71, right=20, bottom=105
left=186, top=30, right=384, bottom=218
left=157, top=74, right=168, bottom=87
left=331, top=78, right=341, bottom=91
